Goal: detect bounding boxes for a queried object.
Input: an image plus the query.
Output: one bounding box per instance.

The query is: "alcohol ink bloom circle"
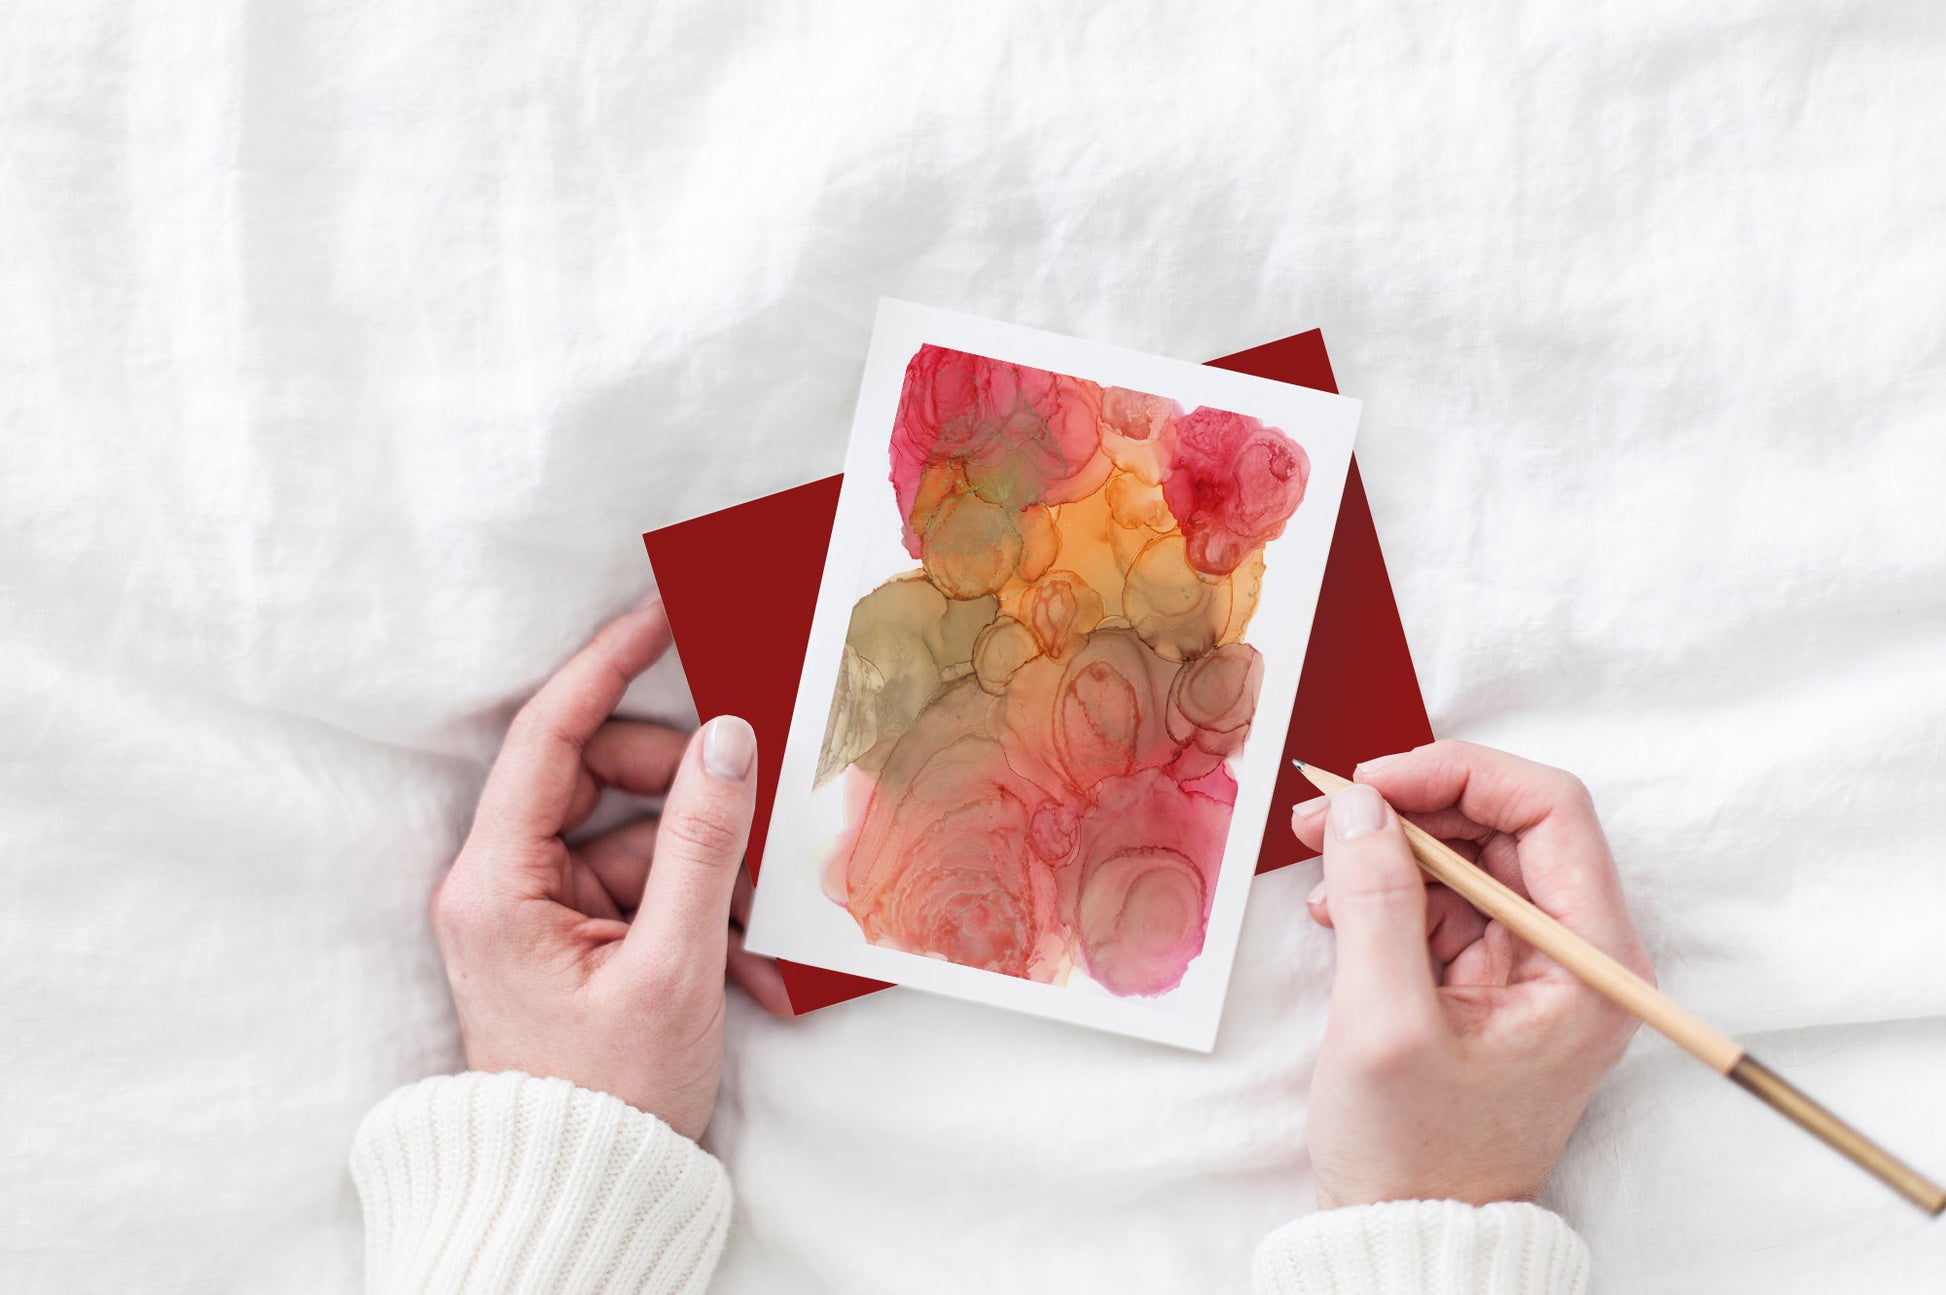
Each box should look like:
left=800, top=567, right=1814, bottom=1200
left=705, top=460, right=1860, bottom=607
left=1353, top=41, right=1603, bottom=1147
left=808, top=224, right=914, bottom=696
left=1028, top=800, right=1079, bottom=864
left=889, top=805, right=1054, bottom=976
left=1070, top=770, right=1229, bottom=997
left=890, top=344, right=1108, bottom=553
left=1014, top=504, right=1061, bottom=583
left=1121, top=534, right=1234, bottom=663
left=825, top=685, right=1064, bottom=982
left=1019, top=570, right=1105, bottom=658
left=1165, top=642, right=1264, bottom=780
left=998, top=628, right=1180, bottom=796
left=1104, top=471, right=1174, bottom=532
left=920, top=492, right=1024, bottom=599
left=1166, top=641, right=1264, bottom=746
left=972, top=615, right=1041, bottom=695
left=1161, top=408, right=1310, bottom=576
left=1077, top=852, right=1205, bottom=995
left=1099, top=387, right=1181, bottom=484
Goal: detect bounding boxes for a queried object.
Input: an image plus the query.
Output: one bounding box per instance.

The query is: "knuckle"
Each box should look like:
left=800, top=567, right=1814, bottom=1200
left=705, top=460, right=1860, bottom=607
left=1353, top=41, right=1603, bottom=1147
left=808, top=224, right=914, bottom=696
left=634, top=947, right=716, bottom=1002
left=632, top=947, right=684, bottom=993
left=1343, top=1022, right=1434, bottom=1081
left=1541, top=981, right=1639, bottom=1053
left=1417, top=739, right=1479, bottom=790
left=507, top=704, right=570, bottom=754
left=1630, top=946, right=1659, bottom=991
left=504, top=702, right=548, bottom=745
left=1331, top=864, right=1425, bottom=910
left=1555, top=770, right=1594, bottom=808
left=1606, top=1008, right=1645, bottom=1055
left=1579, top=1000, right=1642, bottom=1064
left=660, top=800, right=745, bottom=862
left=429, top=874, right=484, bottom=942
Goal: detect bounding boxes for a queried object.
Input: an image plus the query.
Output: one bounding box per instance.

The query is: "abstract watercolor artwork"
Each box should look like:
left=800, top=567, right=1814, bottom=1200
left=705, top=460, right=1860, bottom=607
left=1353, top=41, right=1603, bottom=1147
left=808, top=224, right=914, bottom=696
left=819, top=357, right=1300, bottom=996
left=744, top=302, right=1359, bottom=1048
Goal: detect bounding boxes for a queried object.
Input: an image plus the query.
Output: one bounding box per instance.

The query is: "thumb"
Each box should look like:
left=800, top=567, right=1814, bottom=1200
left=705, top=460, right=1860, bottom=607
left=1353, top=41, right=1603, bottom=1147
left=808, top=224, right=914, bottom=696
left=625, top=715, right=757, bottom=974
left=1320, top=783, right=1439, bottom=1022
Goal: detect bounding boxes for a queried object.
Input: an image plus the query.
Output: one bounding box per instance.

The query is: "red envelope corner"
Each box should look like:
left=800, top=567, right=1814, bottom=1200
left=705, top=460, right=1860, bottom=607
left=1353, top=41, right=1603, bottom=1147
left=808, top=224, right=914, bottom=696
left=643, top=329, right=1431, bottom=1014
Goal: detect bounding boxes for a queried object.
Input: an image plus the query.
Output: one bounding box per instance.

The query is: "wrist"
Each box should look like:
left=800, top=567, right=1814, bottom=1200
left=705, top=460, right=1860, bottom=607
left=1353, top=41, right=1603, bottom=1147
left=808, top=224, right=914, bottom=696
left=1318, top=1185, right=1543, bottom=1211
left=1314, top=1163, right=1551, bottom=1211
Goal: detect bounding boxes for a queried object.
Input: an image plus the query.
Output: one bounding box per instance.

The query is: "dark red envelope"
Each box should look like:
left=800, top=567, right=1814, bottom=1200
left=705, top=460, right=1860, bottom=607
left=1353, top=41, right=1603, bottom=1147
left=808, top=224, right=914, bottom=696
left=643, top=329, right=1432, bottom=1014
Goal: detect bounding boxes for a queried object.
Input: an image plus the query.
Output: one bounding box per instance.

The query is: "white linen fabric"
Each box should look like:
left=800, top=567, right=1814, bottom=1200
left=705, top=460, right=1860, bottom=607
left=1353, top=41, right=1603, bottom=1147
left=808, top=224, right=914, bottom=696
left=3, top=2, right=1943, bottom=1291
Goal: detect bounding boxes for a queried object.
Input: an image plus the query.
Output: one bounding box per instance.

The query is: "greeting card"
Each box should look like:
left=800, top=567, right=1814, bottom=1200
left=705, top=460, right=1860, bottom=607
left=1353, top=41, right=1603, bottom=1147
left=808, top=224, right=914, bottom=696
left=725, top=302, right=1360, bottom=1049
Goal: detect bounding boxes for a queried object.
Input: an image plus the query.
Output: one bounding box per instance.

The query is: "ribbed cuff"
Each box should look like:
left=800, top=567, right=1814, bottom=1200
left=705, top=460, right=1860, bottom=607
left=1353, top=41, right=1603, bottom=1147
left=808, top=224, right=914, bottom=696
left=1252, top=1200, right=1590, bottom=1295
left=350, top=1071, right=732, bottom=1295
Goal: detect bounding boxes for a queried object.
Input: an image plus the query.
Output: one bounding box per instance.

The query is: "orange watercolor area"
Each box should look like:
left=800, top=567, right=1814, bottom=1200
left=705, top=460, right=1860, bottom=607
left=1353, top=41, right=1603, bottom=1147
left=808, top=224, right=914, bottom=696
left=815, top=344, right=1308, bottom=998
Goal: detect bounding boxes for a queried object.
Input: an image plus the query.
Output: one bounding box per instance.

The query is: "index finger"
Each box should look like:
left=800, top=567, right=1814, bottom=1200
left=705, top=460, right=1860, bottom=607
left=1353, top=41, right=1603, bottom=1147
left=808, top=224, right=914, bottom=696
left=1353, top=740, right=1647, bottom=967
left=475, top=600, right=674, bottom=845
left=1356, top=740, right=1591, bottom=838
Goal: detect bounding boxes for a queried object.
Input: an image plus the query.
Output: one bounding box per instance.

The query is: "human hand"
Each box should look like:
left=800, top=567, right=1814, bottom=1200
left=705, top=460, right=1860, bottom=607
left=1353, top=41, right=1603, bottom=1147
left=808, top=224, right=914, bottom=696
left=429, top=601, right=790, bottom=1141
left=1289, top=740, right=1653, bottom=1209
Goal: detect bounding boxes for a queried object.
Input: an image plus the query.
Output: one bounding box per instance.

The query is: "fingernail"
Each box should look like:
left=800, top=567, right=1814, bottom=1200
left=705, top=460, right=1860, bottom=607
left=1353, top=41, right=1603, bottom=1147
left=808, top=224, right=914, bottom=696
left=1293, top=796, right=1329, bottom=823
left=1353, top=752, right=1401, bottom=777
left=1330, top=783, right=1386, bottom=840
left=1307, top=879, right=1327, bottom=905
left=632, top=589, right=663, bottom=612
left=702, top=715, right=756, bottom=782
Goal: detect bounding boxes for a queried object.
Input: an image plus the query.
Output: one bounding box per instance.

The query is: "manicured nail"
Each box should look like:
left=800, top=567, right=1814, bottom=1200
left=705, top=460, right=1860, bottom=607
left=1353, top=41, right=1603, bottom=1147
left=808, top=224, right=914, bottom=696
left=1330, top=783, right=1386, bottom=840
left=1307, top=879, right=1327, bottom=905
left=1353, top=752, right=1401, bottom=777
left=1292, top=796, right=1329, bottom=826
left=702, top=715, right=756, bottom=782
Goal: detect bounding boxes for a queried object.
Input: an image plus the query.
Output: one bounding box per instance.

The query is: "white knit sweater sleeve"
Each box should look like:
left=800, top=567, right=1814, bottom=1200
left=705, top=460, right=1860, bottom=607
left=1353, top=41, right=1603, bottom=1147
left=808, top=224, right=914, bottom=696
left=349, top=1071, right=732, bottom=1295
left=1252, top=1200, right=1590, bottom=1295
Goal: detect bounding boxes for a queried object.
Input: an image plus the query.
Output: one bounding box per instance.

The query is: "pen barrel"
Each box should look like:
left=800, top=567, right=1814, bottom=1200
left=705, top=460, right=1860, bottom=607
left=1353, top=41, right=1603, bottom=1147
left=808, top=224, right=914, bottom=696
left=1727, top=1055, right=1946, bottom=1216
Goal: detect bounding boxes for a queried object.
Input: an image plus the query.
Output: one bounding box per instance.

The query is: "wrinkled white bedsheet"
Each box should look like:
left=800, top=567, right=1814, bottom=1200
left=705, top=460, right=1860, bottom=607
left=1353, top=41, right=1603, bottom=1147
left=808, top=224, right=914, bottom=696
left=4, top=3, right=1944, bottom=1290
